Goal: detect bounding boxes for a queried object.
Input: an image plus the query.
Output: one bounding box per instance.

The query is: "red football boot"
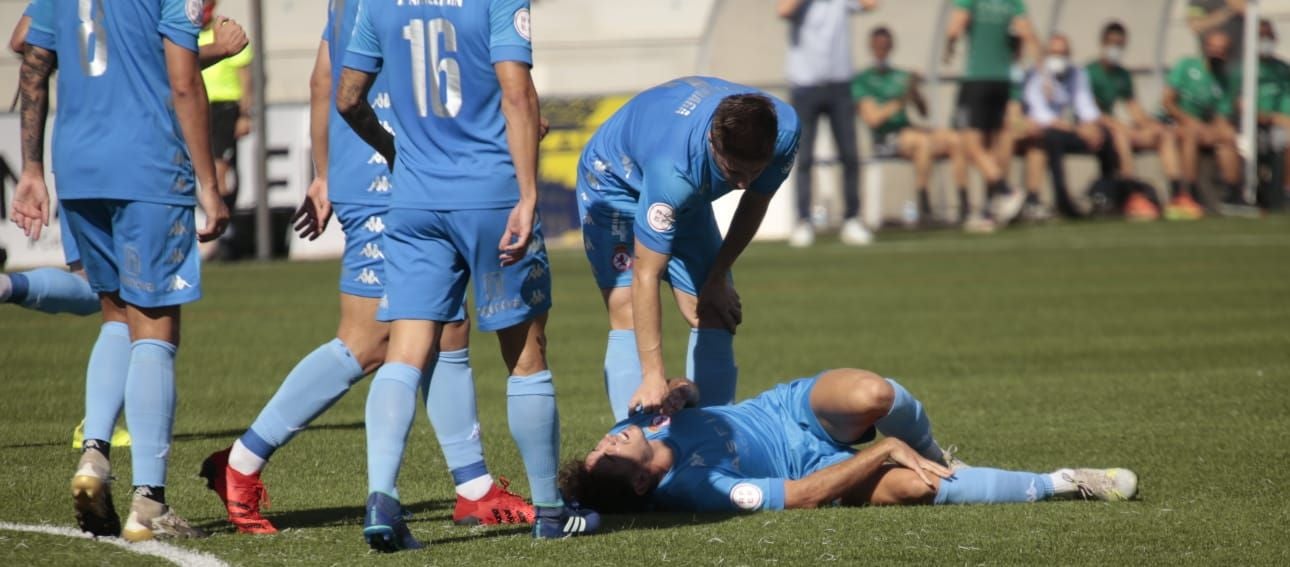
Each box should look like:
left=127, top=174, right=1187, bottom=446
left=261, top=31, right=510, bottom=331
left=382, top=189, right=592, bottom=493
left=200, top=447, right=278, bottom=534
left=452, top=478, right=535, bottom=526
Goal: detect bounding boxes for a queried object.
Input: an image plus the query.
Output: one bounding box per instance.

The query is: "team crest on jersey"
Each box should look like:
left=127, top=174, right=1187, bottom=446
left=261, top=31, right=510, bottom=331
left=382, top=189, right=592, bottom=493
left=611, top=245, right=632, bottom=272
left=647, top=203, right=675, bottom=233
left=647, top=415, right=670, bottom=433
left=513, top=8, right=531, bottom=42
left=730, top=483, right=763, bottom=511
left=185, top=0, right=204, bottom=26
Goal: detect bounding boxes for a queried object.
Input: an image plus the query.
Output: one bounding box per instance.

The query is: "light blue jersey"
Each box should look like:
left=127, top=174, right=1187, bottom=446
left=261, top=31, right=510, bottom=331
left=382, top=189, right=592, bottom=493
left=610, top=377, right=855, bottom=513
left=26, top=0, right=200, bottom=206
left=344, top=0, right=533, bottom=210
left=324, top=0, right=393, bottom=205
left=579, top=77, right=800, bottom=255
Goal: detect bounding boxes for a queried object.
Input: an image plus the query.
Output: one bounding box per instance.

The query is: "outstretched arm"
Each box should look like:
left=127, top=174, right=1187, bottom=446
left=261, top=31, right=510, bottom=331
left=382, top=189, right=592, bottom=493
left=631, top=245, right=674, bottom=415
left=784, top=438, right=950, bottom=509
left=336, top=68, right=394, bottom=168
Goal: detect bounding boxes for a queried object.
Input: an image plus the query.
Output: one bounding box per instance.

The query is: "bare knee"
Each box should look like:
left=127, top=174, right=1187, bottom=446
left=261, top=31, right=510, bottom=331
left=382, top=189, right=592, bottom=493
left=883, top=471, right=937, bottom=505
left=439, top=319, right=470, bottom=352
left=852, top=372, right=895, bottom=416
left=339, top=325, right=389, bottom=372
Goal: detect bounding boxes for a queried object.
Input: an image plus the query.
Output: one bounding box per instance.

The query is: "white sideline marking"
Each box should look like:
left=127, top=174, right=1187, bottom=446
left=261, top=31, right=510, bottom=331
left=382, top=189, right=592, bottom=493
left=0, top=522, right=229, bottom=567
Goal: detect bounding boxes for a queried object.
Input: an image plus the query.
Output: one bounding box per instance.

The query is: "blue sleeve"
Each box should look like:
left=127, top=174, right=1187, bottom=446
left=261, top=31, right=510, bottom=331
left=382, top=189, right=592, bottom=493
left=24, top=0, right=55, bottom=50
left=159, top=0, right=201, bottom=53
left=322, top=3, right=334, bottom=42
left=634, top=161, right=701, bottom=255
left=749, top=127, right=801, bottom=195
left=344, top=0, right=383, bottom=73
left=489, top=0, right=532, bottom=65
left=662, top=469, right=785, bottom=513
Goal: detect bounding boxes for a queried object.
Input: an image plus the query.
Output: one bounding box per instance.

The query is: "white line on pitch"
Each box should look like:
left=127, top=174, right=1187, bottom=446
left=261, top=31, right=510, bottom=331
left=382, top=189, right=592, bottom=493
left=0, top=522, right=229, bottom=567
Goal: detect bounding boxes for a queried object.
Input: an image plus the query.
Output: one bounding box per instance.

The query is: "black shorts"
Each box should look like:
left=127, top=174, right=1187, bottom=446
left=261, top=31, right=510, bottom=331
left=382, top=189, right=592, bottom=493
left=954, top=80, right=1011, bottom=132
left=209, top=101, right=241, bottom=163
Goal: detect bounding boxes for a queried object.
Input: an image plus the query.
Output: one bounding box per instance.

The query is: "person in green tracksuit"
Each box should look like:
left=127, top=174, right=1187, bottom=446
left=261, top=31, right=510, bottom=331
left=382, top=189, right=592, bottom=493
left=943, top=0, right=1040, bottom=229
left=1162, top=30, right=1243, bottom=218
left=1086, top=21, right=1184, bottom=221
left=853, top=27, right=968, bottom=226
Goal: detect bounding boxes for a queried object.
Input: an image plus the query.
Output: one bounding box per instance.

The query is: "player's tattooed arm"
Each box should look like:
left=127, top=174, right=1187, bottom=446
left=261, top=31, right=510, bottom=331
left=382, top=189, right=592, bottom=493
left=336, top=68, right=395, bottom=169
left=18, top=44, right=55, bottom=171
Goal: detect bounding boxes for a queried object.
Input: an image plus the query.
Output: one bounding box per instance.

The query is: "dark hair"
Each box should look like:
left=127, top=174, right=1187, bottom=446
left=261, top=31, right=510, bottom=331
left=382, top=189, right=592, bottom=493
left=870, top=26, right=893, bottom=41
left=711, top=94, right=778, bottom=165
left=558, top=459, right=651, bottom=514
left=1102, top=21, right=1127, bottom=41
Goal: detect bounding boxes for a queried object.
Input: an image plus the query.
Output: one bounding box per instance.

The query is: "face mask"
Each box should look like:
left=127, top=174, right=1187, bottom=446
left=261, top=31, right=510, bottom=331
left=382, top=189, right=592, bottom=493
left=1103, top=46, right=1124, bottom=64
left=1261, top=38, right=1277, bottom=57
left=1045, top=56, right=1070, bottom=76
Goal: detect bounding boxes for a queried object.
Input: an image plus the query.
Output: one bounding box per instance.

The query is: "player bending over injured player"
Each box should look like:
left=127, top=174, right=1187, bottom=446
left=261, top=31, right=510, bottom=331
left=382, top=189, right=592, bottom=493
left=560, top=369, right=1137, bottom=513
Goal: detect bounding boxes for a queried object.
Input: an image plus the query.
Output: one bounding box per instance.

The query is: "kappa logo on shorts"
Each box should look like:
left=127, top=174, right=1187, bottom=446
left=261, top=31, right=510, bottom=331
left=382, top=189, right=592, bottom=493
left=363, top=216, right=386, bottom=233
left=612, top=245, right=632, bottom=272
left=369, top=176, right=391, bottom=193
left=124, top=246, right=142, bottom=276
left=647, top=203, right=675, bottom=233
left=165, top=248, right=186, bottom=265
left=527, top=289, right=547, bottom=307
left=483, top=272, right=506, bottom=302
left=356, top=268, right=381, bottom=286
left=360, top=242, right=384, bottom=260
left=526, top=264, right=547, bottom=282
left=168, top=221, right=188, bottom=237
left=513, top=8, right=531, bottom=41
left=730, top=483, right=764, bottom=511
left=167, top=275, right=193, bottom=292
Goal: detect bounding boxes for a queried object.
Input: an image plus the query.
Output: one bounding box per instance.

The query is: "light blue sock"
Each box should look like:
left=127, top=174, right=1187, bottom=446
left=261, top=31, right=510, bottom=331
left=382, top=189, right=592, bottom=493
left=934, top=468, right=1054, bottom=505
left=875, top=379, right=941, bottom=461
left=7, top=268, right=99, bottom=316
left=604, top=330, right=641, bottom=422
left=420, top=348, right=487, bottom=483
left=83, top=322, right=131, bottom=444
left=507, top=371, right=562, bottom=508
left=366, top=362, right=421, bottom=497
left=125, top=340, right=178, bottom=487
left=240, top=338, right=365, bottom=460
left=686, top=328, right=737, bottom=407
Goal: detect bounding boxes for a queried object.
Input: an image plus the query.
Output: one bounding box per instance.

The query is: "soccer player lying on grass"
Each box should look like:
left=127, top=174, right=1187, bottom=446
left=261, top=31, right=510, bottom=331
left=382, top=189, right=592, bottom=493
left=560, top=369, right=1138, bottom=513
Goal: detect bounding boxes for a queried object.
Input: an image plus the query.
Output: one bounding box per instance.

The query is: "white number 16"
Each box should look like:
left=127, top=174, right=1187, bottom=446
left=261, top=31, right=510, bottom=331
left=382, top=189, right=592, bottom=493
left=402, top=18, right=461, bottom=118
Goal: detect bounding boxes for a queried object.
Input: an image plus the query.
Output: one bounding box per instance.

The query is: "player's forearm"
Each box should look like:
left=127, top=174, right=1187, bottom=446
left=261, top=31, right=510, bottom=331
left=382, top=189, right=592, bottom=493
left=18, top=45, right=54, bottom=174
left=784, top=439, right=895, bottom=509
left=710, top=191, right=771, bottom=279
left=632, top=254, right=669, bottom=383
left=336, top=68, right=395, bottom=167
left=500, top=73, right=540, bottom=205
left=199, top=43, right=230, bottom=69
left=309, top=44, right=332, bottom=178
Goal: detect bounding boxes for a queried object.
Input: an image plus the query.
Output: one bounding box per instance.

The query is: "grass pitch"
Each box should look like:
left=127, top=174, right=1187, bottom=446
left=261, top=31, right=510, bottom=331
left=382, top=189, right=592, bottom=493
left=1, top=217, right=1288, bottom=565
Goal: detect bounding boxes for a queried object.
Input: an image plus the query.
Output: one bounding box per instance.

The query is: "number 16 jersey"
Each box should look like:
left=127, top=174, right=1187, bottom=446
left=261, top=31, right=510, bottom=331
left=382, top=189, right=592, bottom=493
left=345, top=0, right=533, bottom=211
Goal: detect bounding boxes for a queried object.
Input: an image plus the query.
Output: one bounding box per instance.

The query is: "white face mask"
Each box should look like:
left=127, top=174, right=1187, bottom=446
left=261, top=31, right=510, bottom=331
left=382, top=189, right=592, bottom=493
left=1103, top=46, right=1125, bottom=64
left=1045, top=56, right=1070, bottom=76
left=1260, top=38, right=1277, bottom=57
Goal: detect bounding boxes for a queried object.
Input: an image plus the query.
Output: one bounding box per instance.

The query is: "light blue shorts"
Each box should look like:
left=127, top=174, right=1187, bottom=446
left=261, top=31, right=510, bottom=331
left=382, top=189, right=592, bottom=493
left=61, top=199, right=201, bottom=308
left=379, top=207, right=550, bottom=331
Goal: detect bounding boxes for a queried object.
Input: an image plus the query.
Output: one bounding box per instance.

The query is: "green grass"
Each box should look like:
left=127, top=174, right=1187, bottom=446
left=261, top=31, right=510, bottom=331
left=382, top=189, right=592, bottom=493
left=2, top=218, right=1289, bottom=565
